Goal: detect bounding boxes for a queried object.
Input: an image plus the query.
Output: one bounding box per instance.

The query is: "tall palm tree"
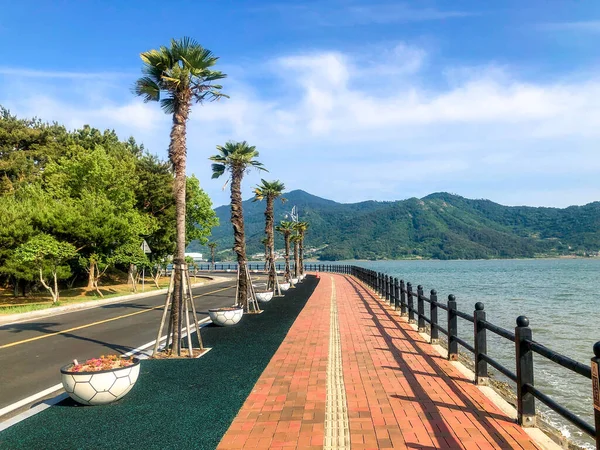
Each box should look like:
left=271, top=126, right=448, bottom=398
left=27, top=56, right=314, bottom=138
left=295, top=222, right=309, bottom=276
left=275, top=221, right=295, bottom=282
left=253, top=180, right=286, bottom=289
left=207, top=242, right=217, bottom=270
left=291, top=234, right=301, bottom=279
left=210, top=141, right=265, bottom=309
left=134, top=37, right=227, bottom=356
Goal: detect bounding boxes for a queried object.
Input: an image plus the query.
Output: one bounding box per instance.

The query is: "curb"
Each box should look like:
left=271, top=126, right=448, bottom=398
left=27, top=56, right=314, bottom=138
left=0, top=276, right=230, bottom=326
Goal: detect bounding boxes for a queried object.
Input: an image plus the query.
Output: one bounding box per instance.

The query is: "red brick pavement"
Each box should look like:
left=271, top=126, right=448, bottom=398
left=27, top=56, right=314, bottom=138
left=218, top=274, right=542, bottom=449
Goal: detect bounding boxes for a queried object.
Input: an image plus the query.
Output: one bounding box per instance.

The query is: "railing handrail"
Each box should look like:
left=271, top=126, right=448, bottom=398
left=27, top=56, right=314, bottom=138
left=304, top=263, right=600, bottom=446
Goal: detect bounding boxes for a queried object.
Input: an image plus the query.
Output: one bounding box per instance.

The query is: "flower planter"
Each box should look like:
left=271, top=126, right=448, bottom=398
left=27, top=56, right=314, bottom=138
left=255, top=291, right=274, bottom=303
left=291, top=278, right=299, bottom=285
left=61, top=358, right=140, bottom=406
left=209, top=306, right=243, bottom=326
left=279, top=282, right=291, bottom=292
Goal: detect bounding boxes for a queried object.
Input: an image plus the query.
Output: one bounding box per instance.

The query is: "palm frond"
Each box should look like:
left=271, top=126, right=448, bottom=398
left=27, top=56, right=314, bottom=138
left=211, top=163, right=226, bottom=179
left=133, top=77, right=160, bottom=102
left=160, top=97, right=176, bottom=114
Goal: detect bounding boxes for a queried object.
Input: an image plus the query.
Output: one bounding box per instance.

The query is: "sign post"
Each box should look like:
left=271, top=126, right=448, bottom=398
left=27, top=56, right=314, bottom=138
left=140, top=240, right=152, bottom=292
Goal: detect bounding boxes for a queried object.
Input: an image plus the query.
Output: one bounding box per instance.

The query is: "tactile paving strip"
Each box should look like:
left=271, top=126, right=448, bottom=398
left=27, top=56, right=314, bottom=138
left=324, top=276, right=351, bottom=449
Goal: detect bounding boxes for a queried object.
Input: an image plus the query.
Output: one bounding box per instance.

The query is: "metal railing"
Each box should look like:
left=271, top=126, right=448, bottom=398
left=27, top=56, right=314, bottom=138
left=305, top=263, right=600, bottom=448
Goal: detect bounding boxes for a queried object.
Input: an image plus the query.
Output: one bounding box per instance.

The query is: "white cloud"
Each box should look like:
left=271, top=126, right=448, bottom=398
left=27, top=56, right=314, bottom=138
left=537, top=21, right=600, bottom=33
left=1, top=42, right=600, bottom=208
left=253, top=2, right=477, bottom=26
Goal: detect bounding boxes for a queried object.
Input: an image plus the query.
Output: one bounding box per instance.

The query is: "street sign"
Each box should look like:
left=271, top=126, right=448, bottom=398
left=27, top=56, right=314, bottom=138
left=141, top=239, right=152, bottom=254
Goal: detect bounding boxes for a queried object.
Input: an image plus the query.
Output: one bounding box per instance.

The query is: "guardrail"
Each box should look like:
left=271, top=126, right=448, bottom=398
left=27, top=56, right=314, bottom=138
left=171, top=263, right=289, bottom=272
left=304, top=263, right=600, bottom=448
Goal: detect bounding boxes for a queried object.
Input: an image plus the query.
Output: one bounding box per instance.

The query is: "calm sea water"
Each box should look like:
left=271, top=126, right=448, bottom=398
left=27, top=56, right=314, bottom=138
left=336, top=259, right=600, bottom=448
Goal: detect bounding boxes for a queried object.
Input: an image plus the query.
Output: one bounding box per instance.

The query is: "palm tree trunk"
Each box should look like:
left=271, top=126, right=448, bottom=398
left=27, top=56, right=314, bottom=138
left=265, top=197, right=276, bottom=289
left=284, top=235, right=291, bottom=281
left=293, top=240, right=299, bottom=278
left=230, top=168, right=248, bottom=309
left=168, top=94, right=191, bottom=355
left=299, top=233, right=304, bottom=275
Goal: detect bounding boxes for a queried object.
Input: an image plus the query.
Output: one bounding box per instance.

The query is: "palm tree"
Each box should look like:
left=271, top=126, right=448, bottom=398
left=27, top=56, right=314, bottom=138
left=275, top=221, right=295, bottom=282
left=295, top=222, right=309, bottom=276
left=253, top=180, right=286, bottom=289
left=210, top=141, right=265, bottom=309
left=291, top=234, right=301, bottom=279
left=134, top=37, right=227, bottom=356
left=207, top=242, right=217, bottom=270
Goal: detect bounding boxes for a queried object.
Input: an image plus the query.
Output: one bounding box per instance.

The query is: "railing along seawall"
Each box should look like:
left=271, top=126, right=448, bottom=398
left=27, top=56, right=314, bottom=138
left=304, top=263, right=600, bottom=449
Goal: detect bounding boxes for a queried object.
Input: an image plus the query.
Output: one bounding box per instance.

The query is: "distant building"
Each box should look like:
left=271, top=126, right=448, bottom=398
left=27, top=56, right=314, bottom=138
left=185, top=252, right=203, bottom=262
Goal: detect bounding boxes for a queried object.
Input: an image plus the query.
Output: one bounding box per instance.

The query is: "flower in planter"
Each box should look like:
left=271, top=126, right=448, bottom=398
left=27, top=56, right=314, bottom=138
left=61, top=355, right=141, bottom=405
left=67, top=354, right=135, bottom=373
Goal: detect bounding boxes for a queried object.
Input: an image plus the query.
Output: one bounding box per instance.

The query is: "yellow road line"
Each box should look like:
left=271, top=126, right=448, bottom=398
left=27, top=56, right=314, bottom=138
left=0, top=285, right=235, bottom=350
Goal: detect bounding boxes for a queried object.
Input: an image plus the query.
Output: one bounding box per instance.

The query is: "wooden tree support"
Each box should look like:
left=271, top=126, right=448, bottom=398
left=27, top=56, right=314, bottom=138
left=267, top=258, right=283, bottom=297
left=243, top=262, right=261, bottom=314
left=152, top=264, right=204, bottom=358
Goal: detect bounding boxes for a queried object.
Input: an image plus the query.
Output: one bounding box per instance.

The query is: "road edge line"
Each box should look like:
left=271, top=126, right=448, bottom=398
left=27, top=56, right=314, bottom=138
left=0, top=317, right=212, bottom=428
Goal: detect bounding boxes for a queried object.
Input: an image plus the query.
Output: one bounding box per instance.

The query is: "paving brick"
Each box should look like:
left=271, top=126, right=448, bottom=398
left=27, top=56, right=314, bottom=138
left=218, top=274, right=543, bottom=449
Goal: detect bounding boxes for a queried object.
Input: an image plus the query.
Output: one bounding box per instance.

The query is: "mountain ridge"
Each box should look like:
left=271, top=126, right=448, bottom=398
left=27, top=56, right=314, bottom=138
left=188, top=190, right=600, bottom=260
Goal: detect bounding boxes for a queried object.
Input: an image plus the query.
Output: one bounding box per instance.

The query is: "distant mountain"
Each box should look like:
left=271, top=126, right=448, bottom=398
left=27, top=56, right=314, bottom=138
left=188, top=190, right=600, bottom=261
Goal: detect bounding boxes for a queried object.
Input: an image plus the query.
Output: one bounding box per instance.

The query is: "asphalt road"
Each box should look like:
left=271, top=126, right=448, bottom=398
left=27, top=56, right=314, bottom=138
left=0, top=276, right=239, bottom=411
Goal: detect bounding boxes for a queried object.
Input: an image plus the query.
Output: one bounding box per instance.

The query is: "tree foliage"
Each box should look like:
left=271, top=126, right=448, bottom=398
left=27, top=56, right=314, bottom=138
left=0, top=108, right=218, bottom=296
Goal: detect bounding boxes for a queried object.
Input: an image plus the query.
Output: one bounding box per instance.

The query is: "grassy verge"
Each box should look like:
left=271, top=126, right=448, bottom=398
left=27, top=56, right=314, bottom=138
left=0, top=277, right=318, bottom=450
left=0, top=277, right=210, bottom=315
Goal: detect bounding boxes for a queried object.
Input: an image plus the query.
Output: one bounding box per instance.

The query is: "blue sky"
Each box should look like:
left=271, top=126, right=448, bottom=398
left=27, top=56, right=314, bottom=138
left=1, top=0, right=600, bottom=208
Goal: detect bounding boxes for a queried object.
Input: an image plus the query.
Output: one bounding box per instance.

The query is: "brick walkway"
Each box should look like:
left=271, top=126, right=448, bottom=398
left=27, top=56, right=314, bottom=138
left=218, top=274, right=542, bottom=449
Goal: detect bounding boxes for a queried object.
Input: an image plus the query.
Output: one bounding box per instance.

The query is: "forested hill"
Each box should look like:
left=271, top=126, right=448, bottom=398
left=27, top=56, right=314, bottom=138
left=189, top=190, right=600, bottom=260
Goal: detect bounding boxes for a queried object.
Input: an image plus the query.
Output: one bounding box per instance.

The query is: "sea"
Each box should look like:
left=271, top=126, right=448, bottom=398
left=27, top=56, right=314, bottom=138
left=334, top=258, right=600, bottom=449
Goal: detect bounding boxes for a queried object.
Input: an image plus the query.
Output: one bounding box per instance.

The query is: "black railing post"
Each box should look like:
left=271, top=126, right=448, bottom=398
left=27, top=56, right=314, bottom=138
left=430, top=290, right=438, bottom=344
left=417, top=285, right=425, bottom=332
left=384, top=275, right=389, bottom=302
left=407, top=283, right=414, bottom=323
left=592, top=342, right=600, bottom=450
left=515, top=316, right=536, bottom=427
left=378, top=273, right=383, bottom=297
left=447, top=294, right=458, bottom=361
left=387, top=275, right=391, bottom=304
left=394, top=278, right=399, bottom=310
left=474, top=302, right=488, bottom=385
left=400, top=280, right=407, bottom=316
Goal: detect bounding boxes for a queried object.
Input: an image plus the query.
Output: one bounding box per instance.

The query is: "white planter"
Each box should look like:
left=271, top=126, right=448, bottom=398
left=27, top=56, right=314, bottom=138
left=255, top=291, right=274, bottom=303
left=61, top=359, right=141, bottom=406
left=279, top=282, right=290, bottom=291
left=291, top=278, right=299, bottom=285
left=209, top=307, right=244, bottom=326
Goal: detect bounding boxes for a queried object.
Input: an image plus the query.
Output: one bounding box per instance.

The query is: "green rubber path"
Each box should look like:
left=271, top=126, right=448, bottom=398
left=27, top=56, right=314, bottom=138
left=0, top=277, right=319, bottom=450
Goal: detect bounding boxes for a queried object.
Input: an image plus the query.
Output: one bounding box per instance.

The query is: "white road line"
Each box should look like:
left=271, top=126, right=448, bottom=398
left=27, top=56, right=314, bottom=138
left=0, top=316, right=212, bottom=428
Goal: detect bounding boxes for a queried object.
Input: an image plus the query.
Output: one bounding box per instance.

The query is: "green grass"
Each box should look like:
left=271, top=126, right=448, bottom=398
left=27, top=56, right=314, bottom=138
left=0, top=283, right=173, bottom=315
left=0, top=278, right=318, bottom=450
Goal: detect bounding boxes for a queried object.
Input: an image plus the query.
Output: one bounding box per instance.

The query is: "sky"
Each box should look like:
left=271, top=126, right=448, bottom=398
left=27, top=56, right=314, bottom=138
left=1, top=0, right=599, bottom=208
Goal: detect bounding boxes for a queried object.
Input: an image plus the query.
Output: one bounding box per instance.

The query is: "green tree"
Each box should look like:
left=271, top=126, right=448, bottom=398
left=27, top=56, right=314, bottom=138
left=210, top=141, right=265, bottom=309
left=134, top=37, right=227, bottom=355
left=15, top=234, right=76, bottom=303
left=113, top=240, right=150, bottom=293
left=275, top=221, right=295, bottom=282
left=41, top=144, right=155, bottom=295
left=186, top=175, right=219, bottom=246
left=253, top=180, right=286, bottom=289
